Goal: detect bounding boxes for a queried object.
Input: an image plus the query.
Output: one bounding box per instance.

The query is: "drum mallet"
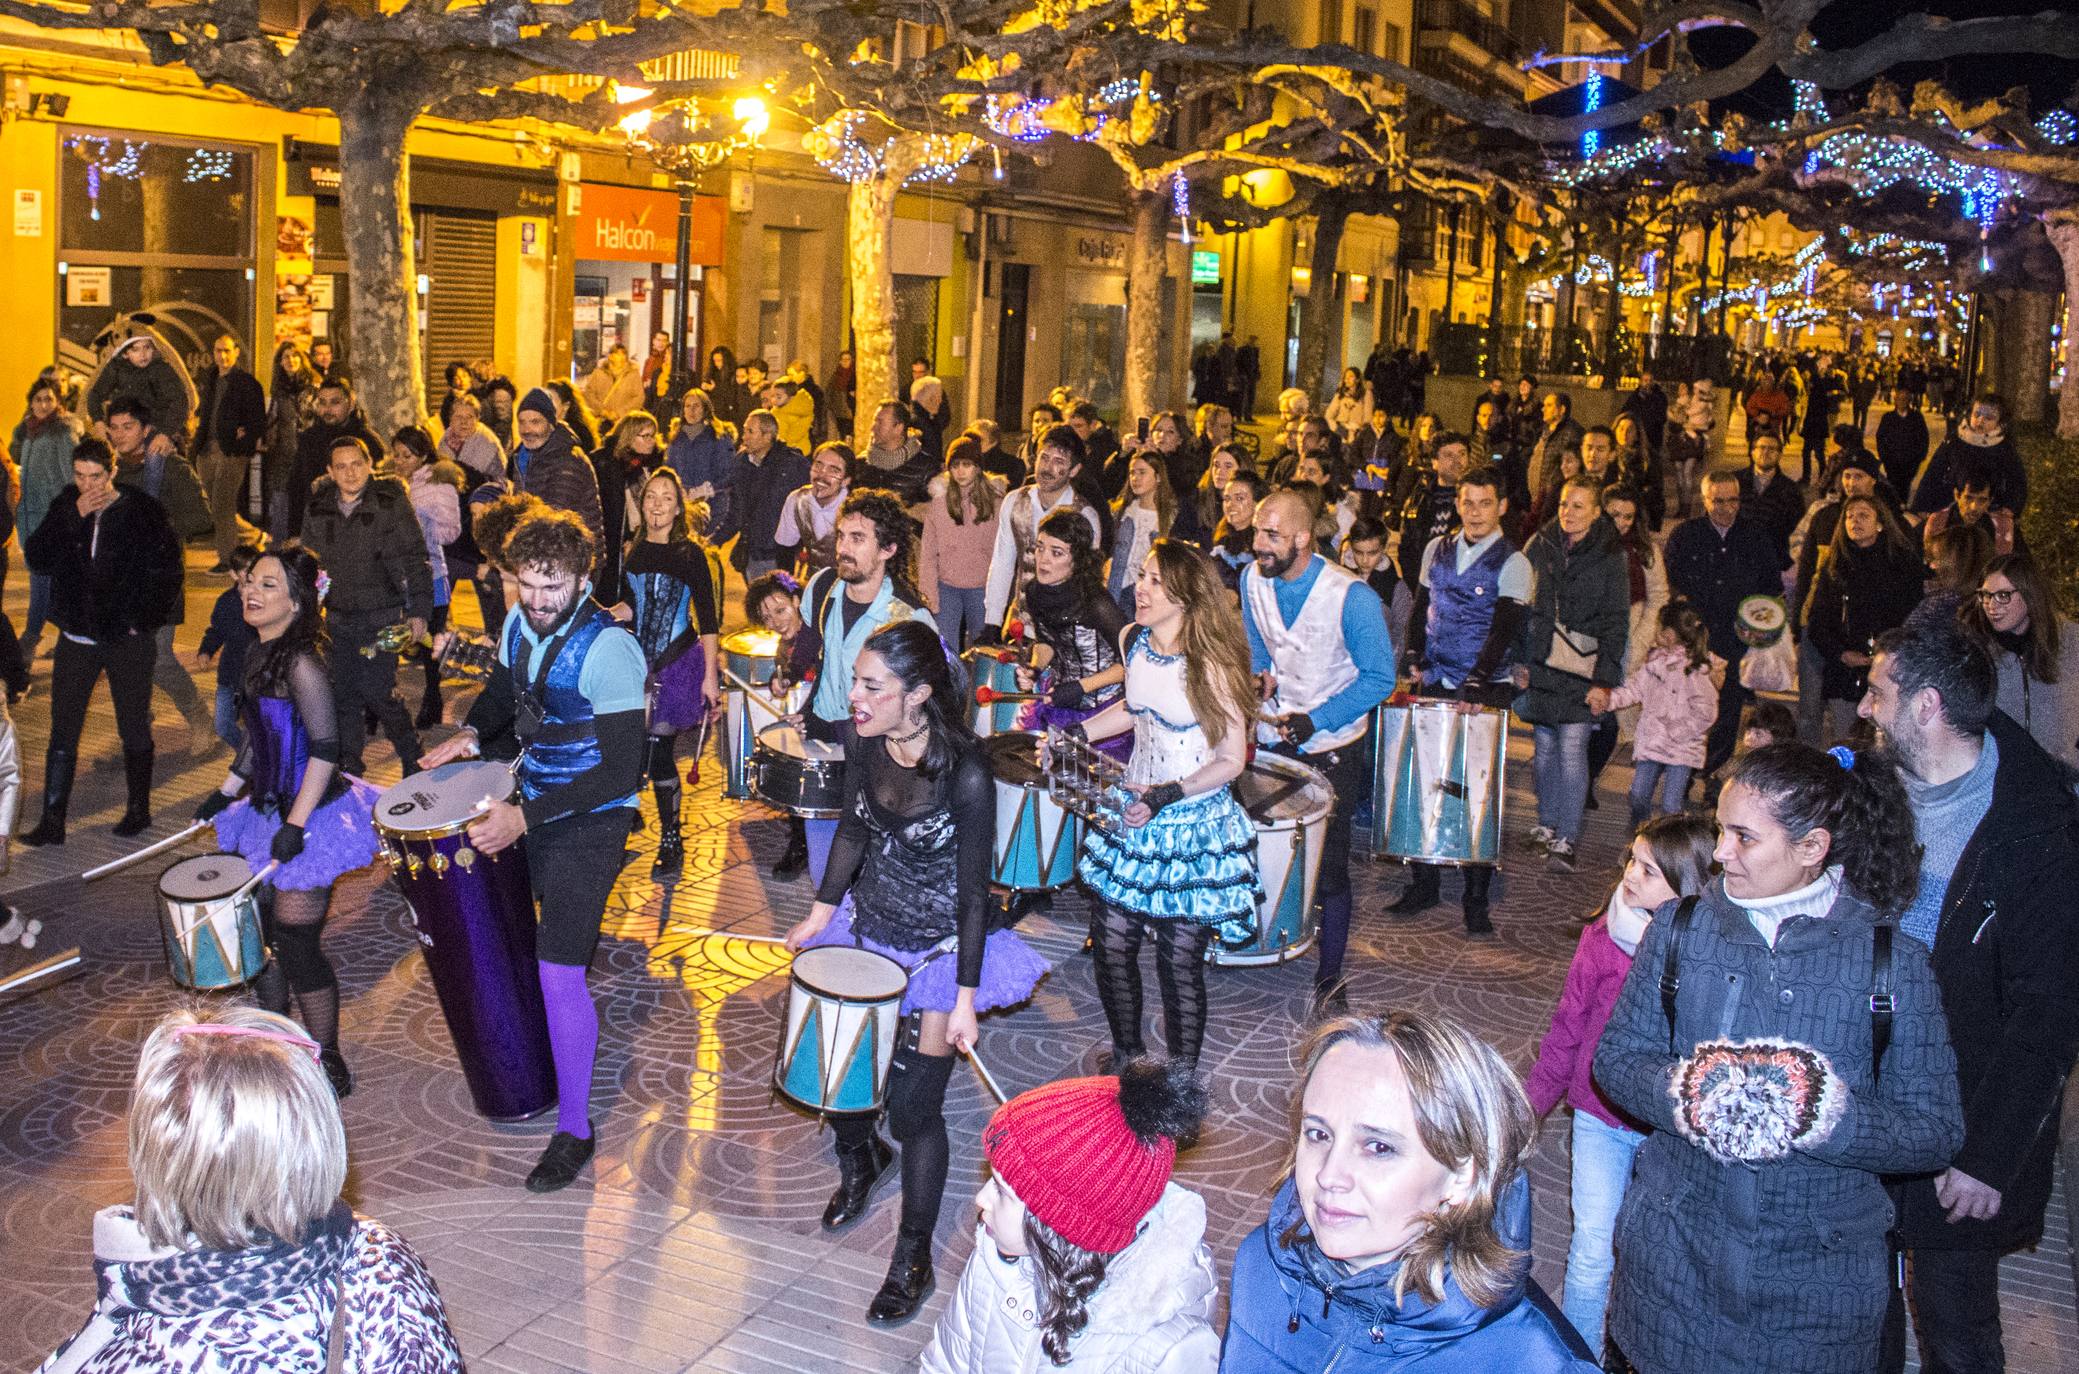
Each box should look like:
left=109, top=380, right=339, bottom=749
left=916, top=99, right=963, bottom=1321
left=965, top=1047, right=1009, bottom=1105
left=81, top=820, right=211, bottom=882
left=0, top=948, right=83, bottom=1002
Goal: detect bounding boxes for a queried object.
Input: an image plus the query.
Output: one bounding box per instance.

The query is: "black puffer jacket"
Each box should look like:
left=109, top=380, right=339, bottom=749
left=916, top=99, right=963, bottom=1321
left=25, top=484, right=184, bottom=640
left=301, top=474, right=434, bottom=620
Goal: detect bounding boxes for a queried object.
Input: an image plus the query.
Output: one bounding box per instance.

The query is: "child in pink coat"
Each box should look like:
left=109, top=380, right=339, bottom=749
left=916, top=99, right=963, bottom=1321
left=1527, top=812, right=1716, bottom=1358
left=1587, top=599, right=1723, bottom=828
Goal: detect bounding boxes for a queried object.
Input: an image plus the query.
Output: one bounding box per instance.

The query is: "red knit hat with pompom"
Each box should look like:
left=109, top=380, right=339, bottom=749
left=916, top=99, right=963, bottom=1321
left=982, top=1059, right=1204, bottom=1254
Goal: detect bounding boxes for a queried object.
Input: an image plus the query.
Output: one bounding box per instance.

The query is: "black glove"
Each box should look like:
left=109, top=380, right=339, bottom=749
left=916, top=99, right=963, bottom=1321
left=1141, top=782, right=1185, bottom=816
left=270, top=823, right=306, bottom=865
left=1280, top=712, right=1317, bottom=746
left=1049, top=677, right=1087, bottom=709
left=194, top=790, right=235, bottom=823
left=1457, top=675, right=1487, bottom=702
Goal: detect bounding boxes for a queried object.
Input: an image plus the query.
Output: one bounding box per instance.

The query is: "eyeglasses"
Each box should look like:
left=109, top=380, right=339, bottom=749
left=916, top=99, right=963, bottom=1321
left=168, top=1023, right=323, bottom=1062
left=1977, top=589, right=2018, bottom=607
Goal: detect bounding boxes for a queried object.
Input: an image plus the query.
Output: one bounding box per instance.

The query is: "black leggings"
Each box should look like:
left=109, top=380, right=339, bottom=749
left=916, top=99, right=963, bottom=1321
left=1090, top=903, right=1214, bottom=1066
left=48, top=632, right=157, bottom=757
left=253, top=885, right=340, bottom=1050
left=832, top=1044, right=956, bottom=1239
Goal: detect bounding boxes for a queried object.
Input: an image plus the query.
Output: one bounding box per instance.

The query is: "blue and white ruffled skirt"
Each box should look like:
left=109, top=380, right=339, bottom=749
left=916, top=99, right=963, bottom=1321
left=1077, top=786, right=1261, bottom=943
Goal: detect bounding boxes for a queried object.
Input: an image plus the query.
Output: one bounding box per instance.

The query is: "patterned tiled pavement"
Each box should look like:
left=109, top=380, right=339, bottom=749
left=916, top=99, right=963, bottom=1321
left=0, top=541, right=2074, bottom=1372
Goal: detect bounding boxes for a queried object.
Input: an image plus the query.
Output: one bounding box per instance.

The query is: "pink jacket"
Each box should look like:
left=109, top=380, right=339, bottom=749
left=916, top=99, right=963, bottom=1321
left=1525, top=918, right=1639, bottom=1131
left=918, top=479, right=1004, bottom=599
left=1604, top=645, right=1722, bottom=769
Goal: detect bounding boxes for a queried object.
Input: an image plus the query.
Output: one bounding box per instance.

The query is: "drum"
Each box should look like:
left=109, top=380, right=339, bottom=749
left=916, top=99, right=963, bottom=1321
left=985, top=732, right=1085, bottom=892
left=375, top=761, right=555, bottom=1121
left=722, top=628, right=793, bottom=800
left=775, top=945, right=909, bottom=1114
left=157, top=854, right=266, bottom=990
left=1736, top=595, right=1788, bottom=648
left=1211, top=754, right=1335, bottom=967
left=1370, top=701, right=1508, bottom=865
left=751, top=723, right=847, bottom=817
left=967, top=650, right=1023, bottom=737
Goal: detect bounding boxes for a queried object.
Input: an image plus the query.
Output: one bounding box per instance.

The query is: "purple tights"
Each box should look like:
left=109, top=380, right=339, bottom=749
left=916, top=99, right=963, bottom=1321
left=538, top=960, right=597, bottom=1140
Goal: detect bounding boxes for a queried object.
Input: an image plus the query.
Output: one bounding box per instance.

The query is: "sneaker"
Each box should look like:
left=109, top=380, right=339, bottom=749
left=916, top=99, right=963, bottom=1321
left=1528, top=825, right=1556, bottom=855
left=1547, top=838, right=1578, bottom=872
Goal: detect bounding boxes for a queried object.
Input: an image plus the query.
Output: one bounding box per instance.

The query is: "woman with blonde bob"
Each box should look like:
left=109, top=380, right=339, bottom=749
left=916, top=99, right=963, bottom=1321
left=1219, top=1010, right=1598, bottom=1373
left=40, top=1007, right=461, bottom=1373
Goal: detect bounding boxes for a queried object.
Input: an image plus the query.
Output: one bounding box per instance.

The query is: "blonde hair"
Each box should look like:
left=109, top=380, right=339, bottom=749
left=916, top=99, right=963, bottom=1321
left=128, top=1006, right=347, bottom=1252
left=1284, top=1010, right=1534, bottom=1310
left=1148, top=539, right=1258, bottom=749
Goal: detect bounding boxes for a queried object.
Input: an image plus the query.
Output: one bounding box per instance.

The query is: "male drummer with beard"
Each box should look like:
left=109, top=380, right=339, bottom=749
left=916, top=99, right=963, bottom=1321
left=419, top=509, right=650, bottom=1193
left=786, top=489, right=937, bottom=883
left=1240, top=490, right=1396, bottom=1010
left=1392, top=465, right=1530, bottom=936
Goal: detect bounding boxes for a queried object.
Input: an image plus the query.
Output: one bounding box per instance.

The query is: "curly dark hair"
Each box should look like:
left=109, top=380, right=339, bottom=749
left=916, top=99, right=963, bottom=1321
left=471, top=492, right=551, bottom=571
left=503, top=507, right=598, bottom=579
left=1033, top=507, right=1104, bottom=604
left=242, top=541, right=331, bottom=696
left=1722, top=740, right=1922, bottom=915
left=839, top=488, right=919, bottom=588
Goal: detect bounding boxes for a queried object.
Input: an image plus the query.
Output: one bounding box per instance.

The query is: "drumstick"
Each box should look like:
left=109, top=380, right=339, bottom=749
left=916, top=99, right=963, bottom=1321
left=973, top=687, right=1043, bottom=705
left=81, top=821, right=211, bottom=882
left=965, top=1047, right=1009, bottom=1105
left=227, top=861, right=279, bottom=907
left=0, top=948, right=83, bottom=1001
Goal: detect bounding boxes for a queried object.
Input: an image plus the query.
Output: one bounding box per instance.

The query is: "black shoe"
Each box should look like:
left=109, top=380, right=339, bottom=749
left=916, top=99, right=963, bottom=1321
left=866, top=1230, right=935, bottom=1325
left=821, top=1133, right=894, bottom=1230
left=772, top=836, right=809, bottom=879
left=525, top=1126, right=597, bottom=1193
left=22, top=748, right=76, bottom=848
left=1386, top=880, right=1441, bottom=917
left=320, top=1047, right=354, bottom=1099
left=651, top=829, right=684, bottom=877
left=112, top=748, right=154, bottom=838
left=1464, top=905, right=1496, bottom=938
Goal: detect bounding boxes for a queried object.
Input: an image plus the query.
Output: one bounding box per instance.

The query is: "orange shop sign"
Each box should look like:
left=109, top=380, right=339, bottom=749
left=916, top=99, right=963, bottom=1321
left=574, top=183, right=726, bottom=266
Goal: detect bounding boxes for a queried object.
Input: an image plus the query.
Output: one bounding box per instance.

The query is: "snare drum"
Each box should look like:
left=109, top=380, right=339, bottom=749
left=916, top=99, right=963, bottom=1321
left=375, top=761, right=555, bottom=1121
left=775, top=945, right=909, bottom=1114
left=985, top=732, right=1084, bottom=892
left=1211, top=754, right=1334, bottom=966
left=1736, top=595, right=1788, bottom=648
left=1370, top=701, right=1508, bottom=865
left=157, top=854, right=266, bottom=990
left=722, top=629, right=799, bottom=799
left=751, top=723, right=847, bottom=817
left=967, top=650, right=1023, bottom=737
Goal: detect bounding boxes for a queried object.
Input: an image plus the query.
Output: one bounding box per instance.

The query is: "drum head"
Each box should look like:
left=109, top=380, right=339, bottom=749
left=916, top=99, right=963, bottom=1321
left=376, top=760, right=515, bottom=835
left=984, top=732, right=1045, bottom=787
left=793, top=945, right=908, bottom=1000
left=757, top=722, right=845, bottom=762
left=1738, top=595, right=1787, bottom=634
left=1235, top=755, right=1335, bottom=824
left=723, top=628, right=779, bottom=659
left=159, top=853, right=251, bottom=901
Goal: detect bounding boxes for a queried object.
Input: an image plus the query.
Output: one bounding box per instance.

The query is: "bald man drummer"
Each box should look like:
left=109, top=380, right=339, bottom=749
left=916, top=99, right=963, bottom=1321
left=1240, top=490, right=1397, bottom=1008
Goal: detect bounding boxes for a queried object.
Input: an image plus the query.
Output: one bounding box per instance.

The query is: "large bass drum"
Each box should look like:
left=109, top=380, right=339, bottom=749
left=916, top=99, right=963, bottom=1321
left=1210, top=753, right=1334, bottom=967
left=375, top=761, right=555, bottom=1121
left=1370, top=700, right=1508, bottom=865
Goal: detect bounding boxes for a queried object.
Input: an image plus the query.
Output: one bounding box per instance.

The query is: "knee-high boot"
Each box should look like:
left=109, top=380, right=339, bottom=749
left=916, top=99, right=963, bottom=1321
left=20, top=748, right=74, bottom=847
left=113, top=748, right=154, bottom=838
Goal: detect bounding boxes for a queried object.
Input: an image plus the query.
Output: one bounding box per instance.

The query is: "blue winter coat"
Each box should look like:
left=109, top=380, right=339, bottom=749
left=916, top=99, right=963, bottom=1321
left=666, top=421, right=739, bottom=540
left=1219, top=1176, right=1597, bottom=1373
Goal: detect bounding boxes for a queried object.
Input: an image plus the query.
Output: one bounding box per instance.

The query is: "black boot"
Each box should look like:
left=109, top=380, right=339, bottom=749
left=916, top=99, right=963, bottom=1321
left=865, top=1227, right=935, bottom=1324
left=319, top=1046, right=354, bottom=1098
left=113, top=748, right=154, bottom=838
left=20, top=749, right=75, bottom=847
left=821, top=1132, right=894, bottom=1230
left=651, top=782, right=684, bottom=877
left=1463, top=866, right=1496, bottom=938
left=773, top=816, right=809, bottom=879
left=1386, top=864, right=1441, bottom=916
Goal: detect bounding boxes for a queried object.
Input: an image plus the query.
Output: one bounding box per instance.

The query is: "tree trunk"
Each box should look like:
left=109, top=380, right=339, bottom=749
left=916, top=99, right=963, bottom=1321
left=1988, top=287, right=2056, bottom=426
left=336, top=94, right=424, bottom=435
left=1123, top=185, right=1169, bottom=424
left=2049, top=219, right=2079, bottom=439
left=845, top=138, right=927, bottom=451
left=1295, top=192, right=1351, bottom=400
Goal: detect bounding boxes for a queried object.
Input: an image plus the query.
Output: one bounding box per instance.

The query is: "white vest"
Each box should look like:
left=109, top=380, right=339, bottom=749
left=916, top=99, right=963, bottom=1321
left=1245, top=558, right=1365, bottom=753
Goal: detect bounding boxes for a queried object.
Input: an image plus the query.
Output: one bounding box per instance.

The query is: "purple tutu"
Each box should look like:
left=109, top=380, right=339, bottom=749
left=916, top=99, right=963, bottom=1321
left=212, top=777, right=383, bottom=892
left=649, top=640, right=710, bottom=733
left=800, top=897, right=1050, bottom=1016
left=1017, top=690, right=1133, bottom=763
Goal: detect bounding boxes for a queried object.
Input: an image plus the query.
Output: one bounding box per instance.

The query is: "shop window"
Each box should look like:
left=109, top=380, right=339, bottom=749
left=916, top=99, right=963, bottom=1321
left=1063, top=270, right=1127, bottom=418
left=893, top=274, right=940, bottom=387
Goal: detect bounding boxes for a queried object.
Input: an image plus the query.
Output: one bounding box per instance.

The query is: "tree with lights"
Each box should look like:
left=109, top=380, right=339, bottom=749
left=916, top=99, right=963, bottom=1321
left=0, top=0, right=772, bottom=432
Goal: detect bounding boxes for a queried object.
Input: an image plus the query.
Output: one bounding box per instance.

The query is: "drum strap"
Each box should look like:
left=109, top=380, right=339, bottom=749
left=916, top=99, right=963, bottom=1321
left=515, top=607, right=594, bottom=742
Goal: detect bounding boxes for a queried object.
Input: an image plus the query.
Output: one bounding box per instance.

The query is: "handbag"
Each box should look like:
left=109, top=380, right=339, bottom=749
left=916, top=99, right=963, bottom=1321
left=1543, top=620, right=1599, bottom=679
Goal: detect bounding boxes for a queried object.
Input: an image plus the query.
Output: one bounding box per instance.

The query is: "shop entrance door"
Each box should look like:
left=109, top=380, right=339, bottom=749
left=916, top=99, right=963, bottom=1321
left=993, top=263, right=1030, bottom=428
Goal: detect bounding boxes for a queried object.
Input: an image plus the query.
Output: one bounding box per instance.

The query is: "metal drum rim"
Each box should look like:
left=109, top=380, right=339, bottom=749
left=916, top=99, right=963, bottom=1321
left=157, top=852, right=253, bottom=901
left=374, top=763, right=517, bottom=841
left=789, top=947, right=909, bottom=1001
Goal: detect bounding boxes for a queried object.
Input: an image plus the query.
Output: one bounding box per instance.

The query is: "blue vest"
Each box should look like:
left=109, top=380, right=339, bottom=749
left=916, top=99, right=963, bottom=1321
left=504, top=604, right=625, bottom=816
left=1425, top=535, right=1515, bottom=689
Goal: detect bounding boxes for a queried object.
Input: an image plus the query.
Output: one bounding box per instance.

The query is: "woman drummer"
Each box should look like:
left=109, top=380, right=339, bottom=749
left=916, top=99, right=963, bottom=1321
left=611, top=467, right=723, bottom=878
left=194, top=543, right=383, bottom=1098
left=784, top=618, right=1048, bottom=1326
left=1070, top=539, right=1261, bottom=1071
left=1008, top=507, right=1129, bottom=757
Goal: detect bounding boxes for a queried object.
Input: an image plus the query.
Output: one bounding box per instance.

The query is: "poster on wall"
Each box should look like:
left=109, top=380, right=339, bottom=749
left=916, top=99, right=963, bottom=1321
left=309, top=274, right=336, bottom=311
left=14, top=189, right=43, bottom=237
left=311, top=310, right=331, bottom=339
left=65, top=266, right=111, bottom=307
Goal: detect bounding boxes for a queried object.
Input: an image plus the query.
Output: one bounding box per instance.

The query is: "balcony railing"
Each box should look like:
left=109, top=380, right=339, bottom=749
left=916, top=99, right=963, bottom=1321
left=1414, top=0, right=1521, bottom=64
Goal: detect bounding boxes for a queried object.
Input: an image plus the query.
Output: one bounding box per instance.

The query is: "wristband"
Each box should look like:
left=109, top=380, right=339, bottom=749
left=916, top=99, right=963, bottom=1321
left=1142, top=781, right=1185, bottom=815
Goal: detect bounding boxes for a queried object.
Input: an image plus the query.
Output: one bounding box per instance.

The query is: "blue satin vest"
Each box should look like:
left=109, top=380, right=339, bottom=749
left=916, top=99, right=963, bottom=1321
left=1425, top=535, right=1515, bottom=689
left=505, top=604, right=622, bottom=814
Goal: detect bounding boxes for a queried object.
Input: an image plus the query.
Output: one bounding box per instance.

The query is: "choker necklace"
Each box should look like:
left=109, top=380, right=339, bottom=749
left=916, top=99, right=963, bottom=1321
left=889, top=719, right=930, bottom=749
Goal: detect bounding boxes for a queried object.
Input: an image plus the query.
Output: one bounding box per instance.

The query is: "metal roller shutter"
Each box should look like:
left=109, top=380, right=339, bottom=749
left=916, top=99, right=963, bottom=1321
left=421, top=212, right=498, bottom=401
